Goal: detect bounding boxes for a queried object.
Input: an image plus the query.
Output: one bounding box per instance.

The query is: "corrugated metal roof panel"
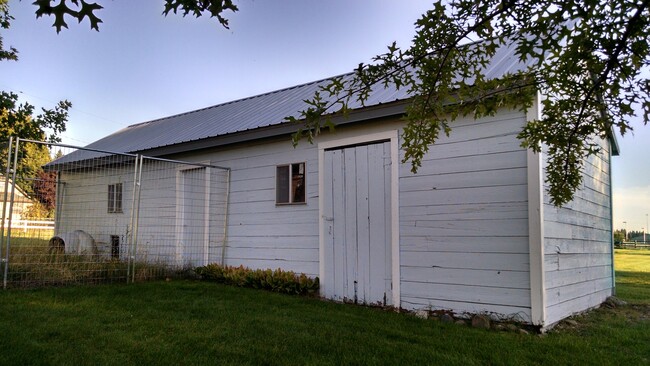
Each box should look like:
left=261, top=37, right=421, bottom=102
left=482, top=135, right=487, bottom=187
left=63, top=41, right=533, bottom=159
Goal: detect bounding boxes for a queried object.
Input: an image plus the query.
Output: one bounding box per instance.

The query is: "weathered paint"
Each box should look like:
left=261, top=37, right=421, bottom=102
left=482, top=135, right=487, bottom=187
left=542, top=137, right=614, bottom=326
left=321, top=142, right=392, bottom=305
left=527, top=92, right=546, bottom=326
left=397, top=108, right=532, bottom=321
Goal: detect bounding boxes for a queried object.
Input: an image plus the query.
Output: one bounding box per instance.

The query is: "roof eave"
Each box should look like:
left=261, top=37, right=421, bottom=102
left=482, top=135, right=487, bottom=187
left=608, top=127, right=620, bottom=156
left=135, top=99, right=411, bottom=157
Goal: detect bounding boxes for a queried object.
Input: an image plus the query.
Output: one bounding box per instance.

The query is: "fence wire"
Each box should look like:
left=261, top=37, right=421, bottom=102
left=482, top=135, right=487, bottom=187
left=0, top=137, right=230, bottom=288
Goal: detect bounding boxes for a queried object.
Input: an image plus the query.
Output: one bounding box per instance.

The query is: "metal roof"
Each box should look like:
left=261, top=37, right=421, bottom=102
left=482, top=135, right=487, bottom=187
left=54, top=40, right=532, bottom=164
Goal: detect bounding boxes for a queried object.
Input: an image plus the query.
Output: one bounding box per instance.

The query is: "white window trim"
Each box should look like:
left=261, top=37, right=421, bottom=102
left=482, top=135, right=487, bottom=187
left=108, top=183, right=123, bottom=214
left=527, top=92, right=546, bottom=327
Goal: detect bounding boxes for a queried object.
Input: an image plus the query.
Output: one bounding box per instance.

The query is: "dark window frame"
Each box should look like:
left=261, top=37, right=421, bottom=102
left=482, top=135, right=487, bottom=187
left=110, top=235, right=120, bottom=259
left=276, top=162, right=306, bottom=205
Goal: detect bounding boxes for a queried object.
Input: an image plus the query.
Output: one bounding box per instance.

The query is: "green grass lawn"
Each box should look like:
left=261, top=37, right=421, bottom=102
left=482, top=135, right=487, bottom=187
left=0, top=250, right=647, bottom=365
left=615, top=249, right=650, bottom=304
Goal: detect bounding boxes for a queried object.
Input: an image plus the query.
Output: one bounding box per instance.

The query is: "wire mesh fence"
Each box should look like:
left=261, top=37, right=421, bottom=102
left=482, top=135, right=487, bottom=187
left=0, top=137, right=230, bottom=288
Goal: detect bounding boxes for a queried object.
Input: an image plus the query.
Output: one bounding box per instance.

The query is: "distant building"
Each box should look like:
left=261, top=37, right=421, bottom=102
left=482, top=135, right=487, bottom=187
left=629, top=235, right=648, bottom=243
left=0, top=175, right=34, bottom=222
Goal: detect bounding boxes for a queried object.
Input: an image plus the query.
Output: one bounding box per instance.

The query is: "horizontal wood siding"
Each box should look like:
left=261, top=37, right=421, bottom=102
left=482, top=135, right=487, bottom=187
left=176, top=137, right=321, bottom=277
left=543, top=138, right=614, bottom=326
left=57, top=161, right=229, bottom=265
left=398, top=108, right=532, bottom=321
left=57, top=167, right=134, bottom=258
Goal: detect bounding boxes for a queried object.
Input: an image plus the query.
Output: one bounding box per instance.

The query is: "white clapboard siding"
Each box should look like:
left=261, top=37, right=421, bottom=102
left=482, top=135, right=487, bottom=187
left=401, top=267, right=530, bottom=289
left=545, top=265, right=612, bottom=289
left=401, top=201, right=529, bottom=221
left=401, top=281, right=531, bottom=308
left=406, top=132, right=523, bottom=162
left=399, top=167, right=528, bottom=193
left=400, top=235, right=529, bottom=254
left=546, top=277, right=612, bottom=307
left=57, top=168, right=134, bottom=258
left=544, top=238, right=612, bottom=255
left=401, top=296, right=532, bottom=321
left=398, top=108, right=531, bottom=318
left=400, top=184, right=528, bottom=207
left=401, top=150, right=527, bottom=178
left=542, top=137, right=613, bottom=325
left=544, top=253, right=611, bottom=271
left=178, top=135, right=322, bottom=273
left=401, top=251, right=530, bottom=271
left=545, top=288, right=612, bottom=325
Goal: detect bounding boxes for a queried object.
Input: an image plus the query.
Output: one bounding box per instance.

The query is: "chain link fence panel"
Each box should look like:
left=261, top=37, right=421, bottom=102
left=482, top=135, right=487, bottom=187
left=0, top=138, right=230, bottom=288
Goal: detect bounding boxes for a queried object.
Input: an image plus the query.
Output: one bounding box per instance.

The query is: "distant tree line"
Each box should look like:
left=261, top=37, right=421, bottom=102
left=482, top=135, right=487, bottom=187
left=616, top=229, right=648, bottom=243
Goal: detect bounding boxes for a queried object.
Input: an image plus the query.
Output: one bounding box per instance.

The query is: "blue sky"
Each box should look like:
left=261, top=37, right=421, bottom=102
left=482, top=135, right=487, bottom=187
left=1, top=0, right=649, bottom=232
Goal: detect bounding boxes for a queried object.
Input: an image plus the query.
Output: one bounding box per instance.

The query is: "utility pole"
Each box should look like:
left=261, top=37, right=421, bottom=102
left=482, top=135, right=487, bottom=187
left=623, top=221, right=627, bottom=241
left=646, top=214, right=648, bottom=243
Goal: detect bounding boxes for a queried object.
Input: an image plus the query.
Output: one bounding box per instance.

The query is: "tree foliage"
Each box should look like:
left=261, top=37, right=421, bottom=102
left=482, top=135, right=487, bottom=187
left=19, top=0, right=650, bottom=206
left=288, top=0, right=649, bottom=206
left=30, top=0, right=238, bottom=32
left=0, top=91, right=70, bottom=181
left=0, top=0, right=70, bottom=194
left=0, top=0, right=16, bottom=60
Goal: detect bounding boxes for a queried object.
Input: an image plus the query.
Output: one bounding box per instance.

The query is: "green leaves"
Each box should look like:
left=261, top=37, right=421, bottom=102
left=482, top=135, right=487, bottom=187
left=30, top=1, right=239, bottom=32
left=195, top=264, right=319, bottom=295
left=12, top=0, right=650, bottom=207
left=0, top=92, right=71, bottom=190
left=0, top=0, right=18, bottom=61
left=162, top=0, right=238, bottom=29
left=291, top=0, right=650, bottom=207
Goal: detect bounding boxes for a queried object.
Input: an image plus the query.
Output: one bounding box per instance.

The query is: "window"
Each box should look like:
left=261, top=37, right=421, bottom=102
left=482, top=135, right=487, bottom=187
left=276, top=162, right=305, bottom=204
left=108, top=183, right=123, bottom=213
left=110, top=235, right=120, bottom=259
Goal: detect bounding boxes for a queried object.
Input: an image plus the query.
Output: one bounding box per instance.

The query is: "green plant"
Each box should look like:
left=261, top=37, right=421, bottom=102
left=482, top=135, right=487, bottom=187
left=195, top=263, right=319, bottom=295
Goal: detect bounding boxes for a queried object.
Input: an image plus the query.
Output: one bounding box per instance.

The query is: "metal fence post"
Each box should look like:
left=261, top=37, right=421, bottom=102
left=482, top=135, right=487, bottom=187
left=221, top=168, right=231, bottom=266
left=130, top=155, right=143, bottom=283
left=1, top=137, right=14, bottom=288
left=3, top=138, right=20, bottom=289
left=126, top=154, right=139, bottom=283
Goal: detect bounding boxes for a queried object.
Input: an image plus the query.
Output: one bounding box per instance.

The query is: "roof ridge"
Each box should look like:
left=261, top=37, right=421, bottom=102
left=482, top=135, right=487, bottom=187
left=127, top=70, right=355, bottom=129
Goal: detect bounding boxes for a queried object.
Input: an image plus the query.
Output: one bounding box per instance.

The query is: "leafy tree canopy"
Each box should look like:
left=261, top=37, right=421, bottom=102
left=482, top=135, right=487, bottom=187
left=290, top=0, right=649, bottom=206
left=10, top=0, right=650, bottom=206
left=0, top=0, right=70, bottom=192
left=0, top=90, right=69, bottom=193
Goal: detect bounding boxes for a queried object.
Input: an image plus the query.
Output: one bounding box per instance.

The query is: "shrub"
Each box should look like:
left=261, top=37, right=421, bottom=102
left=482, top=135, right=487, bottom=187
left=195, top=264, right=319, bottom=295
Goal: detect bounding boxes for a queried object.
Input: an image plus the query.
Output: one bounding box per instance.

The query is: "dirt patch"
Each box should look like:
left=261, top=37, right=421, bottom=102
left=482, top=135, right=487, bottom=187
left=552, top=303, right=650, bottom=333
left=621, top=304, right=650, bottom=322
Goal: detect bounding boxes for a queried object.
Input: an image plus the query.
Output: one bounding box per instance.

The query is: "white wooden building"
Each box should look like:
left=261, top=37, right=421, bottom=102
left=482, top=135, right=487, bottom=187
left=48, top=43, right=618, bottom=329
left=1, top=174, right=35, bottom=222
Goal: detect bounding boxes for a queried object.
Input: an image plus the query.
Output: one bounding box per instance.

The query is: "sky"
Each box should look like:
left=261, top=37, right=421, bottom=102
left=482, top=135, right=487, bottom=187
left=1, top=0, right=649, bottom=232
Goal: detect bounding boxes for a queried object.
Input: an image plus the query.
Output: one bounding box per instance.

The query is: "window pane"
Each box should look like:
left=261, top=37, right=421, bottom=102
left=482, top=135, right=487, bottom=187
left=291, top=163, right=305, bottom=203
left=276, top=166, right=289, bottom=203
left=115, top=183, right=123, bottom=212
left=108, top=184, right=115, bottom=213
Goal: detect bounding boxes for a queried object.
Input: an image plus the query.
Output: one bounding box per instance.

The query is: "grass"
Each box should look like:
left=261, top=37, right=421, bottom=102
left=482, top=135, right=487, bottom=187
left=1, top=236, right=183, bottom=288
left=0, top=249, right=646, bottom=365
left=615, top=249, right=650, bottom=304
